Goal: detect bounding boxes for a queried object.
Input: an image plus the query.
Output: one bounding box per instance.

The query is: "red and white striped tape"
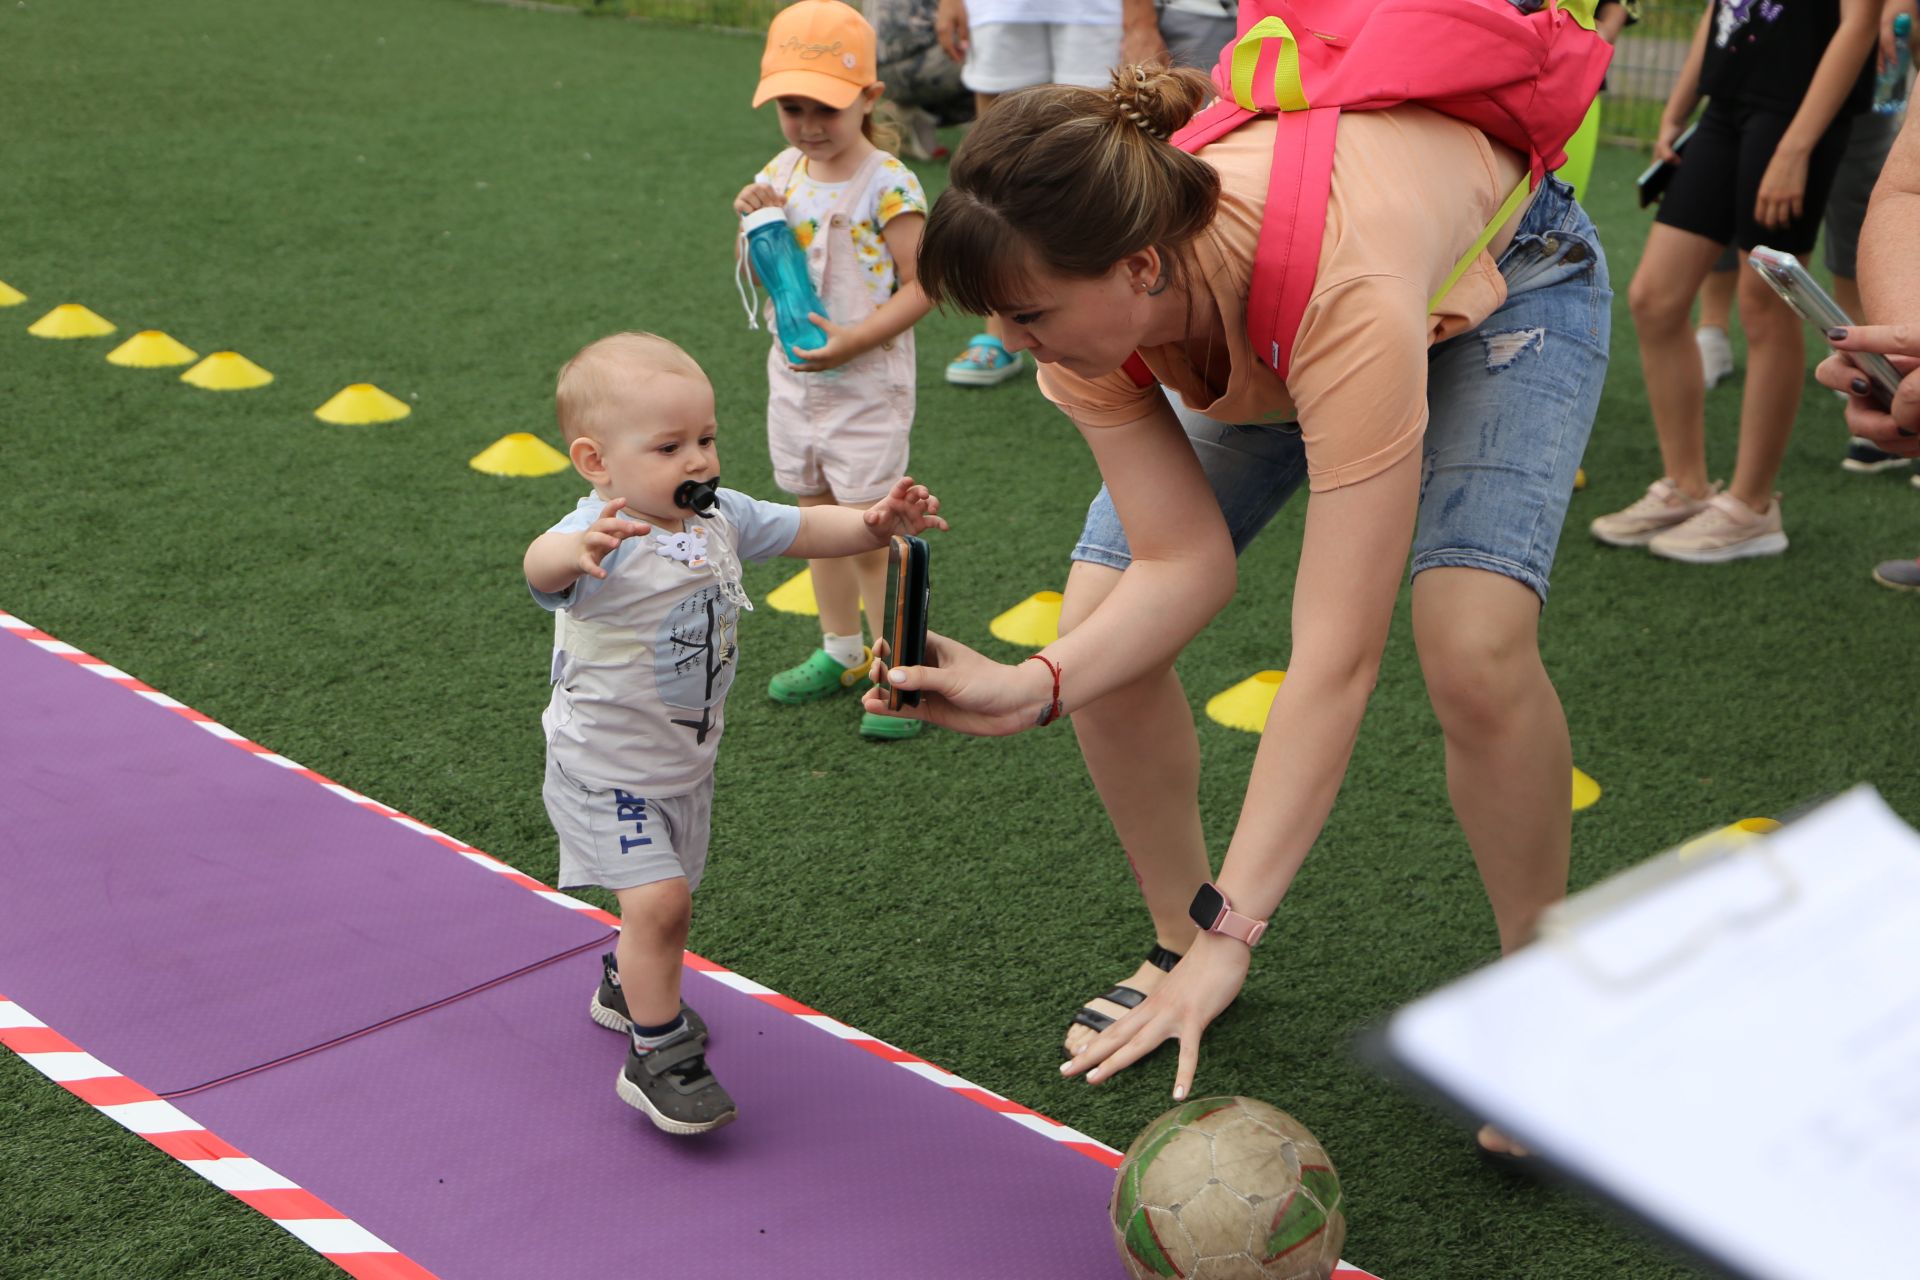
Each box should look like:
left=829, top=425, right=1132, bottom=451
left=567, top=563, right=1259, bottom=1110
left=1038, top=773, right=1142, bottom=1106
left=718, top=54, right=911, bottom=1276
left=0, top=992, right=436, bottom=1280
left=0, top=610, right=1379, bottom=1280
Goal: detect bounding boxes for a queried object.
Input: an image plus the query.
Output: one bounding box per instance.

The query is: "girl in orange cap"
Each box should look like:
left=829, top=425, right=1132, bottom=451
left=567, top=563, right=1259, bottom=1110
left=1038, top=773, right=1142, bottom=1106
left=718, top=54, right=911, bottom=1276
left=736, top=0, right=935, bottom=741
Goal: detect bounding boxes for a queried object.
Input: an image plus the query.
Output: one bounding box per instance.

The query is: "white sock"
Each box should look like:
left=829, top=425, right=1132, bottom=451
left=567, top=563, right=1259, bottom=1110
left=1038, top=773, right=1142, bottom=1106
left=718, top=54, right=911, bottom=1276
left=631, top=1014, right=688, bottom=1052
left=822, top=632, right=865, bottom=669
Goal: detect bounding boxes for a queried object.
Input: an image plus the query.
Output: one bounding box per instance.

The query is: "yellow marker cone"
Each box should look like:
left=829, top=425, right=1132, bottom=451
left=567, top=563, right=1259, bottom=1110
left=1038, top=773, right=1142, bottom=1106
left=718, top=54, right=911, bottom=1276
left=767, top=568, right=819, bottom=616
left=0, top=280, right=25, bottom=307
left=989, top=591, right=1063, bottom=647
left=470, top=432, right=570, bottom=477
left=316, top=383, right=410, bottom=424
left=1571, top=767, right=1601, bottom=811
left=107, top=330, right=198, bottom=368
left=1574, top=467, right=1587, bottom=491
left=1205, top=670, right=1286, bottom=733
left=1677, top=816, right=1781, bottom=859
left=28, top=303, right=115, bottom=339
left=182, top=351, right=273, bottom=390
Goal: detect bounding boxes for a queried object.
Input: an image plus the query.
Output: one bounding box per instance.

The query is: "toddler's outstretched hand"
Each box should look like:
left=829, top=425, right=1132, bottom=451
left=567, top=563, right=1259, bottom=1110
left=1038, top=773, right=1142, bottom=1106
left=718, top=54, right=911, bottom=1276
left=863, top=476, right=948, bottom=541
left=578, top=496, right=650, bottom=579
left=734, top=183, right=784, bottom=216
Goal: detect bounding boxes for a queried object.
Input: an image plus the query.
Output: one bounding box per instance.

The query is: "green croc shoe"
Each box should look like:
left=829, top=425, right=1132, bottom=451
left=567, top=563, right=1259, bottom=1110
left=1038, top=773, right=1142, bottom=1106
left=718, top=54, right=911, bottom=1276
left=767, top=646, right=867, bottom=704
left=859, top=711, right=923, bottom=741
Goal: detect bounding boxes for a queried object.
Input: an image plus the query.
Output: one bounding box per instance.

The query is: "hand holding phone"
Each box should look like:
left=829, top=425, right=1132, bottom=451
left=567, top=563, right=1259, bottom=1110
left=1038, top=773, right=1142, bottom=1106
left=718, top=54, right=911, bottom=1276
left=876, top=535, right=930, bottom=710
left=1636, top=121, right=1698, bottom=208
left=1748, top=247, right=1902, bottom=410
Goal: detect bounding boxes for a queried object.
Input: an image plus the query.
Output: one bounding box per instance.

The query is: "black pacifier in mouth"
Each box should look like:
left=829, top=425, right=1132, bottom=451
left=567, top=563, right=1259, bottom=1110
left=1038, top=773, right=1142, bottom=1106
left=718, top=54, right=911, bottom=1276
left=674, top=478, right=720, bottom=515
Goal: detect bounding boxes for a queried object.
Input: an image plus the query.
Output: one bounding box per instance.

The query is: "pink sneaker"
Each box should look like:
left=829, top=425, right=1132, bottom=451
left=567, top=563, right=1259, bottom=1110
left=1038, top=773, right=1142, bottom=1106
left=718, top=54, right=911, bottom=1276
left=1647, top=493, right=1788, bottom=563
left=1588, top=478, right=1716, bottom=547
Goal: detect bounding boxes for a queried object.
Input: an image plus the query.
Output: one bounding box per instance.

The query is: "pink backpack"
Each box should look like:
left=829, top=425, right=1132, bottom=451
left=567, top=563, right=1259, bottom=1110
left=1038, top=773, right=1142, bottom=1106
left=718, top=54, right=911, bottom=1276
left=1136, top=0, right=1611, bottom=384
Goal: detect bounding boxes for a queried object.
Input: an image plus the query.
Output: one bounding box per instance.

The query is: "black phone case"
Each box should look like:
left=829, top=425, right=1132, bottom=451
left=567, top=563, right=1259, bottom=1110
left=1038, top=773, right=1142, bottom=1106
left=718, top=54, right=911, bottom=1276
left=1635, top=121, right=1698, bottom=208
left=881, top=534, right=929, bottom=710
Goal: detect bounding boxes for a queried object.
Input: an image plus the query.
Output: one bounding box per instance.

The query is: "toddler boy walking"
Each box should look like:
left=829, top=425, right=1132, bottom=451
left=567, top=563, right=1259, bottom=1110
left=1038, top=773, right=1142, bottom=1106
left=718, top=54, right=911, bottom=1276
left=525, top=332, right=945, bottom=1133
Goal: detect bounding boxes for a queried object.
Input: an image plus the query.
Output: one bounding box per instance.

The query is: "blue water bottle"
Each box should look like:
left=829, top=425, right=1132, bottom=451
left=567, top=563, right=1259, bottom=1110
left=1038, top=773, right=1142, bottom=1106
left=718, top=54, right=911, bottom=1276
left=1874, top=13, right=1911, bottom=115
left=741, top=206, right=831, bottom=365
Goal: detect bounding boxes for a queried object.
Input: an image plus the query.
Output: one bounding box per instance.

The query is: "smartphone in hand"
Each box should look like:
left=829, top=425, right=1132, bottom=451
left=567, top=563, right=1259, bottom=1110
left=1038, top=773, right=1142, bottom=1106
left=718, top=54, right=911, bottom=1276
left=1748, top=246, right=1902, bottom=410
left=1636, top=121, right=1698, bottom=208
left=877, top=534, right=930, bottom=710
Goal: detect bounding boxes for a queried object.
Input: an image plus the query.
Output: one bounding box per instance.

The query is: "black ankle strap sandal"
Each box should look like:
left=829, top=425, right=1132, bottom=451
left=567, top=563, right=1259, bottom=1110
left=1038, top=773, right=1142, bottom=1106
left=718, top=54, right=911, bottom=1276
left=1065, top=944, right=1184, bottom=1052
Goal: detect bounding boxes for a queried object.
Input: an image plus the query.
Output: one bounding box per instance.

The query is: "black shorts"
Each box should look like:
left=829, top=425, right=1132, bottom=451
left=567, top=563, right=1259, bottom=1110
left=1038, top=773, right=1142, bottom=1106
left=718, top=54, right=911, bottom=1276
left=1655, top=99, right=1852, bottom=256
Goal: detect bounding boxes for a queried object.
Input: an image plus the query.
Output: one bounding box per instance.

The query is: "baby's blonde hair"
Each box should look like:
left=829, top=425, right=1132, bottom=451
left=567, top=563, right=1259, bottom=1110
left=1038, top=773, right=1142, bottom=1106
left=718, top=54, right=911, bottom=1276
left=554, top=332, right=706, bottom=445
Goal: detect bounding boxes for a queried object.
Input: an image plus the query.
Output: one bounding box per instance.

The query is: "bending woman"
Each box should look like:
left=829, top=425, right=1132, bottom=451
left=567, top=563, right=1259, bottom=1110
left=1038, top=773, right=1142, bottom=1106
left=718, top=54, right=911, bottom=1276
left=864, top=63, right=1609, bottom=1151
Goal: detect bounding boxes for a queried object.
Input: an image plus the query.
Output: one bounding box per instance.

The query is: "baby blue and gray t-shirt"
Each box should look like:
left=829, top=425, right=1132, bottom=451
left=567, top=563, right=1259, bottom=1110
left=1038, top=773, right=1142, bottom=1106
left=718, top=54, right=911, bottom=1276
left=532, top=489, right=800, bottom=796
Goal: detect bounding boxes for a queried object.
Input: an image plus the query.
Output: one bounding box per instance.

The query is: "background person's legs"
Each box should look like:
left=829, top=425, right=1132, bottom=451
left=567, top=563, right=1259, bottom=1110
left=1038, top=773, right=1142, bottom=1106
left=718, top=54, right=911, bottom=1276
left=1628, top=225, right=1729, bottom=498
left=1696, top=249, right=1740, bottom=389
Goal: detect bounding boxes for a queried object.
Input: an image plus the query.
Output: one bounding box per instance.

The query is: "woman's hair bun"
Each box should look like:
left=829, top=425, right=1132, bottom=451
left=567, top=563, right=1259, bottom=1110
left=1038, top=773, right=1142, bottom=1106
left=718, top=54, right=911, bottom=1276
left=1108, top=62, right=1214, bottom=141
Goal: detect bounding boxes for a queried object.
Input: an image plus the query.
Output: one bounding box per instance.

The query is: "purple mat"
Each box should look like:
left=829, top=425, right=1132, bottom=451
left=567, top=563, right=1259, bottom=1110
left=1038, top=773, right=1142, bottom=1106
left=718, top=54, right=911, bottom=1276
left=179, top=951, right=1119, bottom=1279
left=0, top=630, right=611, bottom=1094
left=1, top=621, right=1126, bottom=1277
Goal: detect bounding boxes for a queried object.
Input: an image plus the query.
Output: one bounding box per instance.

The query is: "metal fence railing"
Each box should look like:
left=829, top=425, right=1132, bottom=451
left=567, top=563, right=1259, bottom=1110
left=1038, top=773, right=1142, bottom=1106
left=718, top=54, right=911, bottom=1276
left=588, top=0, right=1702, bottom=146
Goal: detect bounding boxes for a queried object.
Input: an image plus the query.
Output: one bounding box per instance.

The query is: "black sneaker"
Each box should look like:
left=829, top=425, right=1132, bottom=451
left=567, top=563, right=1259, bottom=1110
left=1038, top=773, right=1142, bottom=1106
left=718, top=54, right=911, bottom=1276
left=616, top=1027, right=737, bottom=1135
left=590, top=953, right=708, bottom=1044
left=1842, top=437, right=1909, bottom=474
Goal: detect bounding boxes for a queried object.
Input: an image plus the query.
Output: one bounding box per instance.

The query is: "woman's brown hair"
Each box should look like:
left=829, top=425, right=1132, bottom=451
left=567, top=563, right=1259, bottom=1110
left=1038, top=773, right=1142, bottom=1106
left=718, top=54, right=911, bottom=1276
left=918, top=64, right=1221, bottom=317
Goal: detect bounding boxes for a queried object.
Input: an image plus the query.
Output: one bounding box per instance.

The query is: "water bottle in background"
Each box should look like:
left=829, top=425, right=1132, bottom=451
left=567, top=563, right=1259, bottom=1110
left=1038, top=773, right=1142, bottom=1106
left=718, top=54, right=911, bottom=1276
left=1873, top=13, right=1912, bottom=115
left=739, top=206, right=831, bottom=366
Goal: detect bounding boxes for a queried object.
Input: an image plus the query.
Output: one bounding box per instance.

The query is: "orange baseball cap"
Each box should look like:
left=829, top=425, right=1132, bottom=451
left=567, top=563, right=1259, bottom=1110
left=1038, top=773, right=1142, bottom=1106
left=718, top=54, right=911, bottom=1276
left=752, top=0, right=877, bottom=110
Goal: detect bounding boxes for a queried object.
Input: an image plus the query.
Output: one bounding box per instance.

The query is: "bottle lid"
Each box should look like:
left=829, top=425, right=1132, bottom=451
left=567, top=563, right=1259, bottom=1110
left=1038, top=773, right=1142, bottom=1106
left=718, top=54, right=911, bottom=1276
left=741, top=206, right=789, bottom=233
left=1896, top=12, right=1910, bottom=35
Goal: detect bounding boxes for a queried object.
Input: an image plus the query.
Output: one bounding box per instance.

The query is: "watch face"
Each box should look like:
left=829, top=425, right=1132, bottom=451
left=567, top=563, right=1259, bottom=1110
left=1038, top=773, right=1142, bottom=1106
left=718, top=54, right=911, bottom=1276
left=1188, top=882, right=1225, bottom=932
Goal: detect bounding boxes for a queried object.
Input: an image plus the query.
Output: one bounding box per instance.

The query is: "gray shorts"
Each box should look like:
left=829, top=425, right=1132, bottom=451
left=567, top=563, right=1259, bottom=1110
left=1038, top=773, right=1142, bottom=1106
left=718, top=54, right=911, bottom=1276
left=1824, top=109, right=1903, bottom=279
left=1158, top=6, right=1236, bottom=71
left=543, top=756, right=713, bottom=893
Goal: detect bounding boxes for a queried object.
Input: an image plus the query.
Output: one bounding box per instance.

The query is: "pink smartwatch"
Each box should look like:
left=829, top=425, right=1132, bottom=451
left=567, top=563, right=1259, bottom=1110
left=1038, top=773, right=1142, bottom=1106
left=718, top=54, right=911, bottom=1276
left=1187, top=882, right=1268, bottom=947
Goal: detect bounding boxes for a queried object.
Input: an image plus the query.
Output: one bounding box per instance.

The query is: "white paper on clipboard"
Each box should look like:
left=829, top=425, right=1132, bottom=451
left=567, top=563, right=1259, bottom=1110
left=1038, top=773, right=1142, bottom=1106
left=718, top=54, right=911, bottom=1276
left=1384, top=786, right=1920, bottom=1280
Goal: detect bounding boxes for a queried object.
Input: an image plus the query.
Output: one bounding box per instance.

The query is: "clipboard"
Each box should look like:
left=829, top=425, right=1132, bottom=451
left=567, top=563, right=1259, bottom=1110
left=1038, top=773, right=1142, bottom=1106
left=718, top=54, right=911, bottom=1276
left=1374, top=787, right=1920, bottom=1280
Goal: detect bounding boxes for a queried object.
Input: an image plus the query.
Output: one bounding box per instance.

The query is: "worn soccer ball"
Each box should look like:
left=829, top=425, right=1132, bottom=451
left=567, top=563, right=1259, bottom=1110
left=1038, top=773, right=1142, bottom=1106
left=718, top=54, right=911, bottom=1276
left=1109, top=1096, right=1346, bottom=1280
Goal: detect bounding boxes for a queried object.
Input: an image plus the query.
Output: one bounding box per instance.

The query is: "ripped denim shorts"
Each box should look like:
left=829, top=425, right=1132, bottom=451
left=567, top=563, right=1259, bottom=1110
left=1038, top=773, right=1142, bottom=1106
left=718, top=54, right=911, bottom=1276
left=1072, top=175, right=1612, bottom=603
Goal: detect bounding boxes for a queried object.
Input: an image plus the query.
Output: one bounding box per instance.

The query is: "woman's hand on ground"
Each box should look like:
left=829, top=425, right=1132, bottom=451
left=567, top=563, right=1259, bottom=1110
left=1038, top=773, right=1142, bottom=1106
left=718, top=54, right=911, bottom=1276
left=860, top=632, right=1051, bottom=737
left=1059, top=932, right=1252, bottom=1101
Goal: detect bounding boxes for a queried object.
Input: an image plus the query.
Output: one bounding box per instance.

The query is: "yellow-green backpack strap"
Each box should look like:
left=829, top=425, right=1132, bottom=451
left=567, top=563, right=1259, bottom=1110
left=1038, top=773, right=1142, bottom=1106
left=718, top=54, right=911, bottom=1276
left=1428, top=174, right=1532, bottom=316
left=1556, top=0, right=1600, bottom=31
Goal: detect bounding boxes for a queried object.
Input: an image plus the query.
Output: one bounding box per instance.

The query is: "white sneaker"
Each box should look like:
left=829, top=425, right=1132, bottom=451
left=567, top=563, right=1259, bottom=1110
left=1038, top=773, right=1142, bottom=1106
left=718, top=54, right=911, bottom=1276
left=1696, top=326, right=1735, bottom=390
left=1589, top=478, right=1716, bottom=547
left=1647, top=492, right=1788, bottom=563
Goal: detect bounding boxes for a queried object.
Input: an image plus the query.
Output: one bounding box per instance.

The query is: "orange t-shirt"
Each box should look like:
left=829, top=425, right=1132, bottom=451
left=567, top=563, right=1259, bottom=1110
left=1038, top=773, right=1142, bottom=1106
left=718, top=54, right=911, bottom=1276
left=1036, top=105, right=1530, bottom=492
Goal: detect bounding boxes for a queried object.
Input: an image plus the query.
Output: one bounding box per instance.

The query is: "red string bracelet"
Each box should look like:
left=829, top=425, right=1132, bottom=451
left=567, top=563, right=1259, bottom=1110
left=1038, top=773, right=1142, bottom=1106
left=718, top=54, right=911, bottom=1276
left=1025, top=653, right=1062, bottom=726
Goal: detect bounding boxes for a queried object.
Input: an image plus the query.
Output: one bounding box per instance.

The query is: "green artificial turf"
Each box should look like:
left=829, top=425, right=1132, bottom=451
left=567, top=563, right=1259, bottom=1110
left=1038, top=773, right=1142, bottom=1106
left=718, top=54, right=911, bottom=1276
left=3, top=3, right=1916, bottom=1278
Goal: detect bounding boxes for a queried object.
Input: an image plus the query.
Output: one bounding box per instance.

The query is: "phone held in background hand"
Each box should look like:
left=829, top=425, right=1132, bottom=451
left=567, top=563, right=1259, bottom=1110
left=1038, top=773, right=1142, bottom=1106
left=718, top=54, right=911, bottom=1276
left=1635, top=121, right=1698, bottom=208
left=1748, top=246, right=1902, bottom=410
left=877, top=534, right=929, bottom=710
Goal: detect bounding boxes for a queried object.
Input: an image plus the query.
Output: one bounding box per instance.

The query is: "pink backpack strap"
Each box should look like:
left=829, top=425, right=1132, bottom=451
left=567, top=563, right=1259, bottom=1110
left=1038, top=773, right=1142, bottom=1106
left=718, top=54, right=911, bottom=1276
left=1248, top=106, right=1339, bottom=382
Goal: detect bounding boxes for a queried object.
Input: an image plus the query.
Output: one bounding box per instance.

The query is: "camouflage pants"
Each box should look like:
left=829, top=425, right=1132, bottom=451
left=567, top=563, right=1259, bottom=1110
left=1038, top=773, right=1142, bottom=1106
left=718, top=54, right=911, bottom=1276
left=863, top=0, right=971, bottom=122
